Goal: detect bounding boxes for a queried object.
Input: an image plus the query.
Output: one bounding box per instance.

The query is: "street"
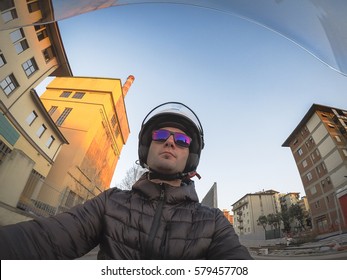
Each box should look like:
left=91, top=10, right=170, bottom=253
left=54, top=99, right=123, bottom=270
left=253, top=250, right=347, bottom=260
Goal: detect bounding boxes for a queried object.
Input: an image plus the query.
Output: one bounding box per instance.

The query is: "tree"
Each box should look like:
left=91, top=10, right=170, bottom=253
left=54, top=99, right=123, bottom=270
left=115, top=164, right=146, bottom=190
left=257, top=215, right=268, bottom=231
left=289, top=204, right=306, bottom=231
left=267, top=213, right=281, bottom=230
left=279, top=209, right=291, bottom=234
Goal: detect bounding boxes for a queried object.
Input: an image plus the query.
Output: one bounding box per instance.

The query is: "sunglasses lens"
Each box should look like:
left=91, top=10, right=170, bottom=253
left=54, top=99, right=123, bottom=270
left=152, top=130, right=191, bottom=147
left=174, top=133, right=191, bottom=147
left=152, top=130, right=170, bottom=142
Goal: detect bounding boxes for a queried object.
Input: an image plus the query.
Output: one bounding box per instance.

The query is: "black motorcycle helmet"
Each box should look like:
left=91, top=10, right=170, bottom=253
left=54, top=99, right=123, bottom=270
left=138, top=102, right=204, bottom=180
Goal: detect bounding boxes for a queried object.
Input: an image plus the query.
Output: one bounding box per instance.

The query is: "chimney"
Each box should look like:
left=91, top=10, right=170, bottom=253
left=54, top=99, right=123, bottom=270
left=122, top=75, right=135, bottom=97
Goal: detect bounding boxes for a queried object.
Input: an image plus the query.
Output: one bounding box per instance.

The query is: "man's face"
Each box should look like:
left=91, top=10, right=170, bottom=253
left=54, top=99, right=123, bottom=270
left=147, top=126, right=190, bottom=174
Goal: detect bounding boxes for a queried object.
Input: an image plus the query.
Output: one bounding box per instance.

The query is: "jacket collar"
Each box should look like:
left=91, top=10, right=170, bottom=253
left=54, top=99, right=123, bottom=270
left=132, top=173, right=199, bottom=203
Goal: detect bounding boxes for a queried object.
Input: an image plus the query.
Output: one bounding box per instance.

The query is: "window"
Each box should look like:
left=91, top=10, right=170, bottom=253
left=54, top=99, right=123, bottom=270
left=36, top=28, right=48, bottom=41
left=306, top=172, right=313, bottom=181
left=65, top=190, right=76, bottom=208
left=46, top=136, right=55, bottom=148
left=42, top=46, right=55, bottom=62
left=0, top=140, right=11, bottom=164
left=10, top=28, right=29, bottom=54
left=60, top=91, right=71, bottom=98
left=321, top=162, right=326, bottom=170
left=36, top=124, right=46, bottom=138
left=27, top=0, right=40, bottom=13
left=72, top=92, right=85, bottom=99
left=317, top=217, right=328, bottom=231
left=343, top=149, right=347, bottom=157
left=22, top=58, right=38, bottom=77
left=35, top=24, right=48, bottom=41
left=302, top=159, right=308, bottom=168
left=14, top=39, right=29, bottom=54
left=1, top=74, right=19, bottom=95
left=297, top=148, right=303, bottom=156
left=111, top=115, right=117, bottom=127
left=310, top=186, right=317, bottom=195
left=10, top=29, right=23, bottom=42
left=48, top=106, right=57, bottom=115
left=0, top=0, right=15, bottom=11
left=56, top=108, right=72, bottom=126
left=0, top=0, right=17, bottom=23
left=1, top=8, right=17, bottom=22
left=26, top=111, right=38, bottom=125
left=335, top=135, right=341, bottom=142
left=115, top=126, right=120, bottom=138
left=316, top=165, right=321, bottom=174
left=0, top=51, right=6, bottom=67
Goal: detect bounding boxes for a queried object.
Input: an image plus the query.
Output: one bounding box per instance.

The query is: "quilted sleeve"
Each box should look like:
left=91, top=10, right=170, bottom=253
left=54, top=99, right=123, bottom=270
left=0, top=189, right=109, bottom=259
left=206, top=209, right=253, bottom=260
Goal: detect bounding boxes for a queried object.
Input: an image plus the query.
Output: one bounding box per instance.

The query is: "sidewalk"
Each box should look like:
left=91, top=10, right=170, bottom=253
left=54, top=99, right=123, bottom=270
left=77, top=232, right=347, bottom=260
left=250, top=232, right=347, bottom=259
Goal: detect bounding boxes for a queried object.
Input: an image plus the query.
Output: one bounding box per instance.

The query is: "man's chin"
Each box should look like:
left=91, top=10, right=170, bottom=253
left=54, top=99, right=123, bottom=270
left=152, top=166, right=181, bottom=175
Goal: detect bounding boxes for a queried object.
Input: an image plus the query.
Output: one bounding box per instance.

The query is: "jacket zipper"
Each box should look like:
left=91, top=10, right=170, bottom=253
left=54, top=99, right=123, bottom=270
left=144, top=185, right=165, bottom=259
left=160, top=222, right=170, bottom=258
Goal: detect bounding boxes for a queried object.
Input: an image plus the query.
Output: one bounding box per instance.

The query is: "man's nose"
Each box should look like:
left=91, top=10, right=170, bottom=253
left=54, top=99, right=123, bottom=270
left=164, top=135, right=175, bottom=147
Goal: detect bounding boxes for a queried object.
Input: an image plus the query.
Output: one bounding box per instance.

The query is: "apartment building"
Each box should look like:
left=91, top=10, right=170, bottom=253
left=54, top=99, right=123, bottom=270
left=39, top=76, right=134, bottom=214
left=279, top=192, right=300, bottom=211
left=0, top=0, right=71, bottom=216
left=232, top=189, right=281, bottom=237
left=282, top=104, right=347, bottom=233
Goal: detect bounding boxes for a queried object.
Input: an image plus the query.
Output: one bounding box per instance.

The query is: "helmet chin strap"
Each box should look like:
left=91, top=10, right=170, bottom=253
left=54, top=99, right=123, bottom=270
left=143, top=163, right=201, bottom=181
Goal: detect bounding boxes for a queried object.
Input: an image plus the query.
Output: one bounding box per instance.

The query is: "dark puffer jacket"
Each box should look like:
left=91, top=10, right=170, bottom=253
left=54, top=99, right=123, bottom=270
left=0, top=175, right=252, bottom=259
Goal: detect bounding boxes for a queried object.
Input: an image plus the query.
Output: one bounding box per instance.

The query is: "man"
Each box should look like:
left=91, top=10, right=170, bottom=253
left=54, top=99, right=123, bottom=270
left=0, top=102, right=252, bottom=259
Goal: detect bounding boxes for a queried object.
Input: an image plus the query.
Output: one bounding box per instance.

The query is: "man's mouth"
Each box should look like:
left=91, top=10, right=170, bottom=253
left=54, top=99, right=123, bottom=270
left=161, top=151, right=175, bottom=158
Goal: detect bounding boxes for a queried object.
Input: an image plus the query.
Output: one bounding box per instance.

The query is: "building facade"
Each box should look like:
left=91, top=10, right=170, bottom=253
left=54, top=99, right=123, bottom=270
left=282, top=104, right=347, bottom=233
left=39, top=76, right=134, bottom=214
left=279, top=192, right=300, bottom=211
left=232, top=189, right=281, bottom=237
left=0, top=0, right=71, bottom=217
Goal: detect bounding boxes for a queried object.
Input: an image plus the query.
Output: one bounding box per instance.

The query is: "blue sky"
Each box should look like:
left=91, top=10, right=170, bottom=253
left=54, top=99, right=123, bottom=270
left=37, top=3, right=347, bottom=211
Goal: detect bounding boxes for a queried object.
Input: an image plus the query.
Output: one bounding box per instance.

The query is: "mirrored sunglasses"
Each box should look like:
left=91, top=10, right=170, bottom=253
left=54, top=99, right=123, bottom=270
left=152, top=129, right=192, bottom=148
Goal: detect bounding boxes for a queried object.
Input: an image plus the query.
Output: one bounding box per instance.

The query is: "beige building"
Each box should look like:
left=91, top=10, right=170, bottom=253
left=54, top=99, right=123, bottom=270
left=232, top=189, right=281, bottom=237
left=282, top=104, right=347, bottom=233
left=0, top=0, right=71, bottom=220
left=39, top=76, right=134, bottom=214
left=279, top=192, right=300, bottom=211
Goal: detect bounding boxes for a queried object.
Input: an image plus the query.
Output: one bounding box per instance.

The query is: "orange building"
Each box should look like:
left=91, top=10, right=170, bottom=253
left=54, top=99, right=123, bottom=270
left=223, top=209, right=234, bottom=225
left=39, top=76, right=134, bottom=213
